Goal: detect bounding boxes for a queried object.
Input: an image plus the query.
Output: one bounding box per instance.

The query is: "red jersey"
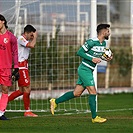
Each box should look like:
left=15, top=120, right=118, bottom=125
left=0, top=30, right=18, bottom=68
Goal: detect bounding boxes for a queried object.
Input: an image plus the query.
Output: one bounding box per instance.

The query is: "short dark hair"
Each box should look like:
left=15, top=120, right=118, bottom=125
left=96, top=24, right=110, bottom=34
left=24, top=25, right=36, bottom=33
left=0, top=14, right=8, bottom=29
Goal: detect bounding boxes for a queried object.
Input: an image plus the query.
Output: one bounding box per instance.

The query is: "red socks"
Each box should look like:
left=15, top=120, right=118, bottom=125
left=0, top=93, right=8, bottom=112
left=8, top=90, right=23, bottom=102
left=8, top=90, right=30, bottom=111
left=23, top=92, right=30, bottom=110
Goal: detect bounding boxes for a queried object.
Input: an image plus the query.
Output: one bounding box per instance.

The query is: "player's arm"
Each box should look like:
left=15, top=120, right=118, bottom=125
left=27, top=31, right=37, bottom=48
left=77, top=47, right=93, bottom=61
left=11, top=34, right=19, bottom=69
left=77, top=39, right=101, bottom=63
left=11, top=34, right=19, bottom=81
left=77, top=40, right=93, bottom=60
left=77, top=47, right=101, bottom=63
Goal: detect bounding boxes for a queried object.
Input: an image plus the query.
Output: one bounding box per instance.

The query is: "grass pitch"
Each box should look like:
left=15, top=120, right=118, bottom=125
left=0, top=93, right=133, bottom=133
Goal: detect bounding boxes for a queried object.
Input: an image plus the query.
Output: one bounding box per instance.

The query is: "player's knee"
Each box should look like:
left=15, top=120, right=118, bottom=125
left=86, top=86, right=97, bottom=94
left=23, top=86, right=31, bottom=93
left=1, top=87, right=9, bottom=94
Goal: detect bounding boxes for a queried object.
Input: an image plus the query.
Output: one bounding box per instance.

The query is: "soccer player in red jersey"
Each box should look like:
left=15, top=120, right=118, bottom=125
left=8, top=25, right=38, bottom=117
left=0, top=14, right=19, bottom=120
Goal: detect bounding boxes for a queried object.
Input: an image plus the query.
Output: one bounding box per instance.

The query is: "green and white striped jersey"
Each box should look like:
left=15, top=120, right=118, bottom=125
left=77, top=37, right=107, bottom=70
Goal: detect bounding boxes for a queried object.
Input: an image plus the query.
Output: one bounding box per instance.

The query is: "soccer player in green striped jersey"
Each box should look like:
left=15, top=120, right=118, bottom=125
left=50, top=24, right=113, bottom=123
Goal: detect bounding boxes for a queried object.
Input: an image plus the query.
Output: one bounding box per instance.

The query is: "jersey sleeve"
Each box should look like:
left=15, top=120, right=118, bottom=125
left=82, top=39, right=94, bottom=51
left=11, top=34, right=19, bottom=68
left=18, top=36, right=29, bottom=47
left=77, top=39, right=94, bottom=61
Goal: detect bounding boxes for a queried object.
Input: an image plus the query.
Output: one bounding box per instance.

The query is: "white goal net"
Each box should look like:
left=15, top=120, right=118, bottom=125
left=0, top=0, right=109, bottom=113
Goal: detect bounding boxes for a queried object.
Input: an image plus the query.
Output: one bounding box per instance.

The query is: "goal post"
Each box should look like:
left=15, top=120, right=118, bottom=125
left=90, top=0, right=98, bottom=112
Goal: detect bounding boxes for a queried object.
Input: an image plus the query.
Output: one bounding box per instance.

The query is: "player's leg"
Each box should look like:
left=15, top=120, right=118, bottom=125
left=8, top=69, right=24, bottom=102
left=78, top=65, right=97, bottom=120
left=22, top=86, right=30, bottom=110
left=23, top=87, right=38, bottom=117
left=22, top=86, right=37, bottom=117
left=78, top=64, right=106, bottom=123
left=56, top=84, right=84, bottom=104
left=18, top=69, right=38, bottom=117
left=8, top=90, right=23, bottom=102
left=86, top=86, right=107, bottom=123
left=0, top=85, right=9, bottom=120
left=0, top=68, right=12, bottom=120
left=50, top=85, right=84, bottom=115
left=85, top=74, right=107, bottom=123
left=50, top=64, right=85, bottom=115
left=86, top=86, right=97, bottom=119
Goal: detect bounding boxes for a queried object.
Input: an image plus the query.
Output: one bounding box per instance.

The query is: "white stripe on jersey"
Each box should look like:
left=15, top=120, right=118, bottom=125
left=19, top=67, right=28, bottom=70
left=82, top=45, right=88, bottom=51
left=82, top=61, right=95, bottom=70
left=86, top=53, right=95, bottom=58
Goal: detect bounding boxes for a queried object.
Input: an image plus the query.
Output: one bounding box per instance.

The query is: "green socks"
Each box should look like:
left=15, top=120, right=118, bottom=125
left=55, top=92, right=97, bottom=119
left=89, top=95, right=97, bottom=119
left=55, top=91, right=75, bottom=104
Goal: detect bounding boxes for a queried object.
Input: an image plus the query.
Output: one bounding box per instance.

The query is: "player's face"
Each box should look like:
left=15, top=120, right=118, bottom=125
left=0, top=20, right=4, bottom=30
left=26, top=32, right=34, bottom=41
left=104, top=28, right=110, bottom=40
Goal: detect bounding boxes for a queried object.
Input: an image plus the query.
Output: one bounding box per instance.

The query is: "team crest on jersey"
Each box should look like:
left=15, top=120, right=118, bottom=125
left=20, top=37, right=26, bottom=42
left=3, top=38, right=9, bottom=44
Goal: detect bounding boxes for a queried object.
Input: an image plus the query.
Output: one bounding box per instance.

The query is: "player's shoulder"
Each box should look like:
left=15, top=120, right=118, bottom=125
left=85, top=37, right=98, bottom=46
left=18, top=35, right=26, bottom=42
left=90, top=37, right=99, bottom=42
left=7, top=30, right=13, bottom=34
left=6, top=30, right=17, bottom=42
left=18, top=35, right=23, bottom=39
left=86, top=37, right=98, bottom=43
left=7, top=30, right=16, bottom=38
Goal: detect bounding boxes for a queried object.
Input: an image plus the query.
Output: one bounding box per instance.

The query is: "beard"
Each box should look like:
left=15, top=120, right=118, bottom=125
left=104, top=36, right=109, bottom=40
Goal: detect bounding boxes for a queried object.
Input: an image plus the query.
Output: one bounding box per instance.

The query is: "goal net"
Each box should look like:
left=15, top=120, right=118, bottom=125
left=0, top=0, right=108, bottom=113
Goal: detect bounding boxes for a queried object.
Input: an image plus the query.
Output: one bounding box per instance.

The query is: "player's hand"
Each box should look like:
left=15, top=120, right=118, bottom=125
left=33, top=31, right=37, bottom=39
left=12, top=68, right=19, bottom=81
left=92, top=58, right=101, bottom=64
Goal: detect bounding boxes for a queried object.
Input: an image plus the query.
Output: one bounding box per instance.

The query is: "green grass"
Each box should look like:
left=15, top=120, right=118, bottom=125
left=1, top=93, right=133, bottom=133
